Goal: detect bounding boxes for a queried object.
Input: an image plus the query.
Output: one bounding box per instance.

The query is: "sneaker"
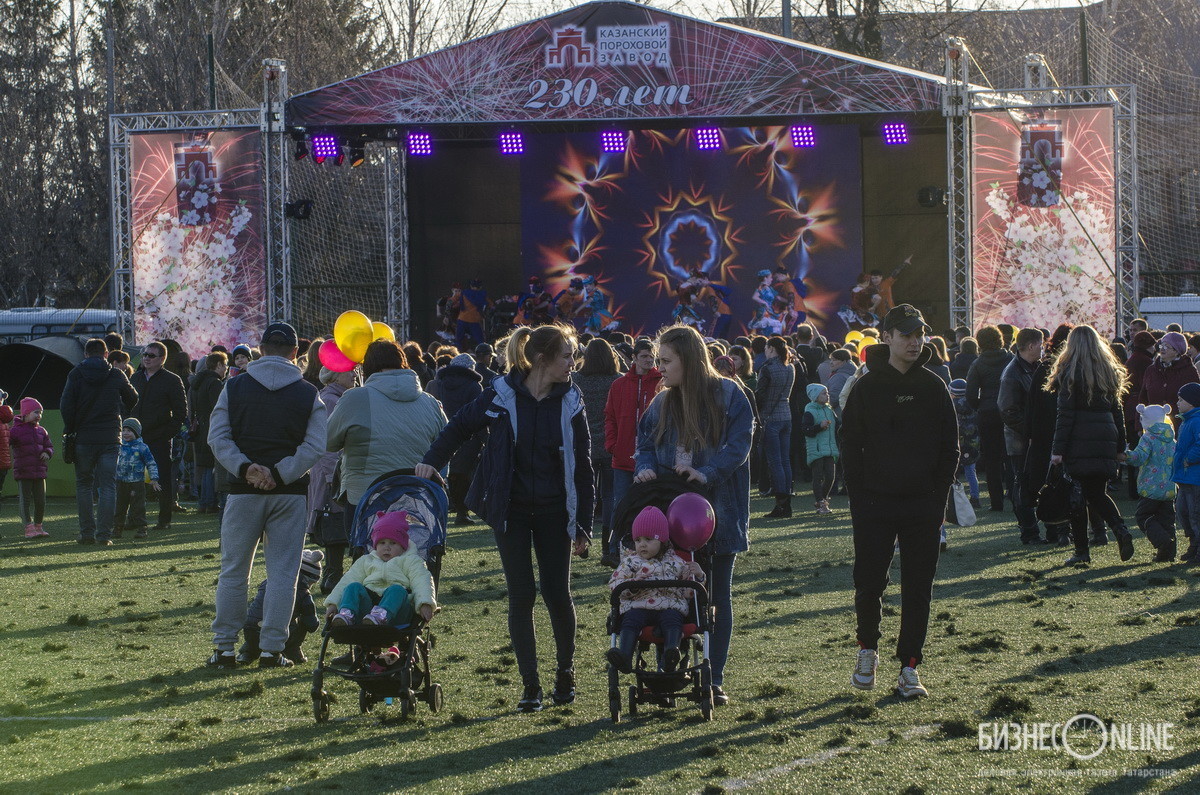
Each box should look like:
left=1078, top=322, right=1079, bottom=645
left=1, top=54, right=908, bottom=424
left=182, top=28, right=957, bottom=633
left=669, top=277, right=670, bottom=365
left=24, top=524, right=37, bottom=539
left=283, top=647, right=307, bottom=665
left=258, top=652, right=294, bottom=668
left=551, top=668, right=575, bottom=705
left=1089, top=532, right=1108, bottom=547
left=896, top=666, right=928, bottom=698
left=98, top=539, right=113, bottom=547
left=454, top=512, right=473, bottom=526
left=330, top=608, right=354, bottom=627
left=34, top=523, right=47, bottom=537
left=969, top=496, right=982, bottom=510
left=362, top=606, right=389, bottom=625
left=606, top=647, right=632, bottom=674
left=134, top=528, right=149, bottom=539
left=206, top=649, right=236, bottom=669
left=851, top=648, right=878, bottom=690
left=711, top=685, right=729, bottom=706
left=517, top=685, right=543, bottom=713
left=235, top=648, right=259, bottom=665
left=77, top=536, right=96, bottom=545
left=1064, top=553, right=1091, bottom=567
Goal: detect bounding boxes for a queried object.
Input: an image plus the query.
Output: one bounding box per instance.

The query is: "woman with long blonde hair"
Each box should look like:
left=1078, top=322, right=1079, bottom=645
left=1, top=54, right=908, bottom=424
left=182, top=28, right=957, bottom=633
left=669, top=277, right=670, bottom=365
left=634, top=325, right=754, bottom=707
left=1047, top=324, right=1135, bottom=566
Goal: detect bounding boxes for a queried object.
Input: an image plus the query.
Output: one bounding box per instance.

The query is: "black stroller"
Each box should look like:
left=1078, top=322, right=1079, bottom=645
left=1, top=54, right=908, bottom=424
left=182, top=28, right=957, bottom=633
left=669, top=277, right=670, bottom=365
left=311, top=473, right=447, bottom=722
left=606, top=475, right=716, bottom=723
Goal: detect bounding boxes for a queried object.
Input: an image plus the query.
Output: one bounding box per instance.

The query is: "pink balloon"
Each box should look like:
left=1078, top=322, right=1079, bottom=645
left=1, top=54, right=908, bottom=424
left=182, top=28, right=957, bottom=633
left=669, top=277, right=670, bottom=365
left=318, top=339, right=356, bottom=373
left=667, top=492, right=716, bottom=551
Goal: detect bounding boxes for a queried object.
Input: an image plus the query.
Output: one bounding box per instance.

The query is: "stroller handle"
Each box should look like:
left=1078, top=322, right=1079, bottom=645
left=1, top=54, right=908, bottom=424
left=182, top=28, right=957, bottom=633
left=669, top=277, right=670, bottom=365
left=610, top=579, right=708, bottom=609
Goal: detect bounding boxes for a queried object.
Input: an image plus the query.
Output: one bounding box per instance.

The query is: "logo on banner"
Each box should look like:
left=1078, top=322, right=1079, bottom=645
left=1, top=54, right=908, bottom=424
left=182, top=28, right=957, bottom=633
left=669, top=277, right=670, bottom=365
left=545, top=27, right=595, bottom=69
left=545, top=24, right=671, bottom=69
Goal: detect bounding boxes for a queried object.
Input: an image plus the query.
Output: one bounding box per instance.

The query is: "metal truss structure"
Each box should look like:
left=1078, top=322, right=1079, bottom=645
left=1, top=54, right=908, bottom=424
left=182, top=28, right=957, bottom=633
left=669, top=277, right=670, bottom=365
left=383, top=145, right=410, bottom=339
left=262, top=59, right=291, bottom=323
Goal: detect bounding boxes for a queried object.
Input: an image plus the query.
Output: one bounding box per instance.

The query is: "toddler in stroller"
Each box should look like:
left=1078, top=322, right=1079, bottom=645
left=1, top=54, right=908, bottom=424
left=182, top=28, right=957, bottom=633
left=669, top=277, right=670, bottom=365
left=325, top=511, right=436, bottom=628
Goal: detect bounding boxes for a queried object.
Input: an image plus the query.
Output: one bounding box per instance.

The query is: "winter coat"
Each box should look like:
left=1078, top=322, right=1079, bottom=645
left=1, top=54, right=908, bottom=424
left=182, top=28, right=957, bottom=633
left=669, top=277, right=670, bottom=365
left=60, top=356, right=139, bottom=445
left=949, top=352, right=977, bottom=381
left=1138, top=356, right=1199, bottom=428
left=10, top=419, right=53, bottom=480
left=793, top=344, right=824, bottom=385
left=573, top=372, right=620, bottom=462
left=422, top=370, right=595, bottom=538
left=1124, top=347, right=1155, bottom=443
left=755, top=356, right=796, bottom=424
left=952, top=395, right=980, bottom=466
left=130, top=368, right=188, bottom=444
left=924, top=361, right=951, bottom=385
left=1172, top=408, right=1200, bottom=487
left=116, top=438, right=159, bottom=483
left=635, top=378, right=754, bottom=556
left=801, top=393, right=838, bottom=464
left=328, top=369, right=447, bottom=505
left=427, top=365, right=487, bottom=475
left=1052, top=385, right=1124, bottom=479
left=188, top=368, right=225, bottom=468
left=325, top=546, right=436, bottom=611
left=609, top=549, right=702, bottom=615
left=307, top=381, right=350, bottom=534
left=1125, top=422, right=1176, bottom=500
left=604, top=368, right=662, bottom=472
left=825, top=359, right=858, bottom=412
left=840, top=344, right=959, bottom=500
left=965, top=349, right=1014, bottom=416
left=0, top=405, right=13, bottom=469
left=997, top=355, right=1041, bottom=456
left=1022, top=362, right=1058, bottom=496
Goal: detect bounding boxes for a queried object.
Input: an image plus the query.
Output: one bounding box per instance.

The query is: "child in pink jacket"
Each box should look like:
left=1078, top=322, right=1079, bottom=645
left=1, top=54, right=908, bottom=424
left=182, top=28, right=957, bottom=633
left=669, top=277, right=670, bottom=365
left=11, top=398, right=53, bottom=538
left=606, top=505, right=704, bottom=674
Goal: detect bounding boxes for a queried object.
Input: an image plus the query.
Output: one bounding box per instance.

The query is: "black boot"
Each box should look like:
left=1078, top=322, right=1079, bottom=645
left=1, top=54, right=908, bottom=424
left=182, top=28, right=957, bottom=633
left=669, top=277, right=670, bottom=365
left=661, top=626, right=683, bottom=672
left=1154, top=538, right=1177, bottom=563
left=1113, top=524, right=1135, bottom=562
left=606, top=629, right=637, bottom=674
left=779, top=495, right=793, bottom=519
left=1089, top=527, right=1108, bottom=546
left=763, top=495, right=787, bottom=519
left=320, top=544, right=345, bottom=595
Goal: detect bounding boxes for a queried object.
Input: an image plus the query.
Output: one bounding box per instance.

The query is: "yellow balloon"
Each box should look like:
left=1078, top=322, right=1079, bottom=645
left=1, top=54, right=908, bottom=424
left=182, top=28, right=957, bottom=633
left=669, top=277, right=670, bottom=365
left=334, top=310, right=373, bottom=362
left=845, top=330, right=863, bottom=344
left=371, top=321, right=396, bottom=342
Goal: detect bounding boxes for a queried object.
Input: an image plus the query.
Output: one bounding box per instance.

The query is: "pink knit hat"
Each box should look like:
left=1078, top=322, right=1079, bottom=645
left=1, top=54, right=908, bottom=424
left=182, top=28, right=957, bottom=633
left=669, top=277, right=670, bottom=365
left=19, top=397, right=42, bottom=417
left=371, top=510, right=410, bottom=550
left=632, top=505, right=670, bottom=544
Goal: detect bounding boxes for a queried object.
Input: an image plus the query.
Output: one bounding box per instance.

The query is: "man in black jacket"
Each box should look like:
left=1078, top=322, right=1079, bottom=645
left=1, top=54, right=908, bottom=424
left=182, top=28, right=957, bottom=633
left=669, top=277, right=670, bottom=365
left=842, top=304, right=958, bottom=699
left=998, top=328, right=1046, bottom=544
left=60, top=338, right=139, bottom=545
left=130, top=341, right=188, bottom=531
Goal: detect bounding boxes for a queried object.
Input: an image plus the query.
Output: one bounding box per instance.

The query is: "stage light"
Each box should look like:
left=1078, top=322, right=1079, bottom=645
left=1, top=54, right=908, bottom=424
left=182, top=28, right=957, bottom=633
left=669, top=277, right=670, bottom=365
left=293, top=140, right=308, bottom=161
left=334, top=151, right=345, bottom=167
left=311, top=134, right=339, bottom=163
left=882, top=122, right=910, bottom=145
left=349, top=144, right=365, bottom=168
left=790, top=125, right=817, bottom=148
left=600, top=131, right=627, bottom=153
left=407, top=132, right=433, bottom=157
left=499, top=131, right=525, bottom=155
left=917, top=187, right=946, bottom=207
left=694, top=127, right=722, bottom=151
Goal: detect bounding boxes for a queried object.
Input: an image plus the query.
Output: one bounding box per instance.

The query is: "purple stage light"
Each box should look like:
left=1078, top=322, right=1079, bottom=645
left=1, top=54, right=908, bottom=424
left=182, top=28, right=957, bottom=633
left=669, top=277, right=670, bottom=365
left=600, top=131, right=627, bottom=153
left=790, top=125, right=817, bottom=148
left=407, top=131, right=433, bottom=157
left=310, top=134, right=340, bottom=161
left=499, top=131, right=525, bottom=155
left=882, top=122, right=910, bottom=145
left=694, top=127, right=722, bottom=151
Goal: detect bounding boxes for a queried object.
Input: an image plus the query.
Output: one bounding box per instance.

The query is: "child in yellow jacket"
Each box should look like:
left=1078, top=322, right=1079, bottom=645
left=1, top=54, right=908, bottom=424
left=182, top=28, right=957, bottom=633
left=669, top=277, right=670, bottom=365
left=325, top=511, right=436, bottom=626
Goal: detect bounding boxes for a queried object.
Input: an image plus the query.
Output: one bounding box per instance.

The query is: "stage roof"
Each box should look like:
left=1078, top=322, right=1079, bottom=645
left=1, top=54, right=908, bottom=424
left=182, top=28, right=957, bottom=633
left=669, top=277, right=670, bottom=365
left=285, top=0, right=948, bottom=130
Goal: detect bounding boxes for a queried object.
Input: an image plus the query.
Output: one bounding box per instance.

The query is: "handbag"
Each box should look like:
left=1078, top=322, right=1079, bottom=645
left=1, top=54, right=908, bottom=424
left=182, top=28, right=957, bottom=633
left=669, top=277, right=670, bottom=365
left=1036, top=463, right=1083, bottom=524
left=949, top=481, right=976, bottom=527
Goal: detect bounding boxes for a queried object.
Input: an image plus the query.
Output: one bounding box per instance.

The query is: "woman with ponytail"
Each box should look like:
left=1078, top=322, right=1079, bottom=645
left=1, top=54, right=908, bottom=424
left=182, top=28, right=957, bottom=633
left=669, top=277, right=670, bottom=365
left=634, top=325, right=754, bottom=707
left=417, top=324, right=594, bottom=714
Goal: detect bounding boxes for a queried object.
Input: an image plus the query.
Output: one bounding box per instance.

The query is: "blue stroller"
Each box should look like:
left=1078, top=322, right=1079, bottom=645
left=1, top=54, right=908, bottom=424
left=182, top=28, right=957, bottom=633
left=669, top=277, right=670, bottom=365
left=311, top=472, right=447, bottom=722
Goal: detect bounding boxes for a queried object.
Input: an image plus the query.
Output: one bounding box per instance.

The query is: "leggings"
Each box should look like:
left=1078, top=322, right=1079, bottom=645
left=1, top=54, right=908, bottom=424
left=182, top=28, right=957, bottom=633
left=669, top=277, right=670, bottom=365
left=495, top=511, right=576, bottom=689
left=18, top=479, right=45, bottom=525
left=710, top=553, right=736, bottom=687
left=811, top=456, right=836, bottom=504
left=1069, top=473, right=1124, bottom=556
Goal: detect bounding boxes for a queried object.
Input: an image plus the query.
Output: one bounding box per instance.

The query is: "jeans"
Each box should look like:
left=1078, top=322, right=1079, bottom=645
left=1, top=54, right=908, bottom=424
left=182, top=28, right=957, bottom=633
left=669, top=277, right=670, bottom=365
left=115, top=481, right=147, bottom=532
left=610, top=468, right=634, bottom=557
left=146, top=439, right=174, bottom=527
left=811, top=456, right=836, bottom=504
left=1175, top=483, right=1200, bottom=546
left=18, top=479, right=46, bottom=525
left=595, top=457, right=614, bottom=537
left=495, top=510, right=576, bottom=689
left=196, top=466, right=216, bottom=511
left=74, top=442, right=118, bottom=540
left=338, top=581, right=413, bottom=625
left=763, top=419, right=793, bottom=496
left=977, top=411, right=1010, bottom=509
left=710, top=553, right=736, bottom=686
left=962, top=463, right=980, bottom=499
left=1009, top=454, right=1039, bottom=537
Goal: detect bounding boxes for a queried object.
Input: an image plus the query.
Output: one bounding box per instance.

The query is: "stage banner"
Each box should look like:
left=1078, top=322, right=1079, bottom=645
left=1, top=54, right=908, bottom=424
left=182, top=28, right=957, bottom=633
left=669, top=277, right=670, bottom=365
left=519, top=127, right=863, bottom=338
left=971, top=108, right=1116, bottom=335
left=287, top=2, right=940, bottom=126
left=130, top=130, right=266, bottom=356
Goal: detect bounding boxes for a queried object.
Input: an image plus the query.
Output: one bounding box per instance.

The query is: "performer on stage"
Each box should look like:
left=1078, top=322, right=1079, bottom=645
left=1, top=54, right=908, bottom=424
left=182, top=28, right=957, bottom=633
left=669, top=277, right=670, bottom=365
left=750, top=270, right=777, bottom=331
left=772, top=267, right=809, bottom=333
left=454, top=278, right=492, bottom=349
left=697, top=275, right=733, bottom=341
left=515, top=276, right=554, bottom=327
left=553, top=278, right=587, bottom=330
left=582, top=275, right=619, bottom=333
left=867, top=256, right=911, bottom=317
left=672, top=285, right=704, bottom=330
left=437, top=284, right=461, bottom=341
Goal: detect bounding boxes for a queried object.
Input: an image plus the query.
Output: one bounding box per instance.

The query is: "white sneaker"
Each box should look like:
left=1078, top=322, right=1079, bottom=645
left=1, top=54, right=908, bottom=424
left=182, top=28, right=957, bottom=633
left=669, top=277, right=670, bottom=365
left=851, top=648, right=878, bottom=690
left=896, top=666, right=928, bottom=698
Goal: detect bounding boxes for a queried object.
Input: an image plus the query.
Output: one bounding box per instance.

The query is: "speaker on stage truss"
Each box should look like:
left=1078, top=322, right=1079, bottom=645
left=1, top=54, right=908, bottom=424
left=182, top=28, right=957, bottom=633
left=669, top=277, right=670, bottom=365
left=917, top=187, right=947, bottom=208
left=285, top=199, right=315, bottom=220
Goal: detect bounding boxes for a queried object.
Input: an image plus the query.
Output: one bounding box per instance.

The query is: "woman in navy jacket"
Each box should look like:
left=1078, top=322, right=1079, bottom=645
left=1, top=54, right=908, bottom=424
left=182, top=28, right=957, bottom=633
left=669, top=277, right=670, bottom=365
left=417, top=324, right=594, bottom=714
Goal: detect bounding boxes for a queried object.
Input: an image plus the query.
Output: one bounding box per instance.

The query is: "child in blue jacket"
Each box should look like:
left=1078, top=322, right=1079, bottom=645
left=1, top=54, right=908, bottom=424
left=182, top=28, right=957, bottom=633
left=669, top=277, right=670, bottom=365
left=1172, top=383, right=1200, bottom=563
left=115, top=418, right=159, bottom=539
left=1126, top=403, right=1177, bottom=561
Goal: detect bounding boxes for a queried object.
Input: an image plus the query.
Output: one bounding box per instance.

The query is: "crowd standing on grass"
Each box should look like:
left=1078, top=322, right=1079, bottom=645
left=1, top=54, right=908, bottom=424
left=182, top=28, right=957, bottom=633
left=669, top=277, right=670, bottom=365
left=13, top=294, right=1200, bottom=709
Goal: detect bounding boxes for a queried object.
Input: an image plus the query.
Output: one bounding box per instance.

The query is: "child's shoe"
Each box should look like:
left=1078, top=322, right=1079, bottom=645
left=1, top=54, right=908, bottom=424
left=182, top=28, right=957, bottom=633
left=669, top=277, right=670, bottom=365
left=362, top=606, right=389, bottom=625
left=34, top=524, right=48, bottom=537
left=662, top=648, right=683, bottom=673
left=330, top=608, right=354, bottom=627
left=24, top=523, right=37, bottom=538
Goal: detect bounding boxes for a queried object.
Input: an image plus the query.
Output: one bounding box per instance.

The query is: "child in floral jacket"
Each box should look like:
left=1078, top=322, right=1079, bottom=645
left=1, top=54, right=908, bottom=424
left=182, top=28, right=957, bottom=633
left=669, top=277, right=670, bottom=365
left=606, top=506, right=704, bottom=674
left=1126, top=403, right=1177, bottom=562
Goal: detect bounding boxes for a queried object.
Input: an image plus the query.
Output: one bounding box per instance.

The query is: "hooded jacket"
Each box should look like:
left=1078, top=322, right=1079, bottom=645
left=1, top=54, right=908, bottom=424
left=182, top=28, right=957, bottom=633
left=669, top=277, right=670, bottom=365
left=1125, top=421, right=1175, bottom=500
left=188, top=368, right=225, bottom=468
left=10, top=418, right=53, bottom=480
left=604, top=367, right=663, bottom=472
left=60, top=356, right=139, bottom=445
left=0, top=404, right=13, bottom=470
left=426, top=364, right=487, bottom=474
left=421, top=370, right=595, bottom=538
left=841, top=343, right=959, bottom=499
left=324, top=545, right=436, bottom=612
left=801, top=383, right=838, bottom=463
left=208, top=356, right=327, bottom=496
left=116, top=436, right=159, bottom=483
left=825, top=358, right=858, bottom=409
left=1173, top=407, right=1200, bottom=487
left=327, top=369, right=447, bottom=504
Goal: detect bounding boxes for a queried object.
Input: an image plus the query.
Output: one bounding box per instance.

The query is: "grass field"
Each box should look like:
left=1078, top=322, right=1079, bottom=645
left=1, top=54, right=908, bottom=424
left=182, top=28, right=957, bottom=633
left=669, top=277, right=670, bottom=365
left=1, top=490, right=1199, bottom=793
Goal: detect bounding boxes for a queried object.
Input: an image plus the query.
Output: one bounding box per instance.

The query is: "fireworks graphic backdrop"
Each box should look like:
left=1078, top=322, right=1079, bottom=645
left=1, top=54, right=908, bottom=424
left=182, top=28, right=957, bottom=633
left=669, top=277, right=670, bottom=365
left=520, top=126, right=863, bottom=337
left=971, top=108, right=1116, bottom=336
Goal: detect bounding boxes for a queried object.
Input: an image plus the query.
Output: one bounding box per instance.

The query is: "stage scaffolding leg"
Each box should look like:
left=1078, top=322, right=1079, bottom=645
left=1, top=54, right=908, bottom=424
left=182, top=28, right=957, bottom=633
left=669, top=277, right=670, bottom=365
left=262, top=59, right=291, bottom=324
left=385, top=145, right=410, bottom=342
left=944, top=37, right=973, bottom=331
left=1113, top=86, right=1140, bottom=333
left=110, top=115, right=135, bottom=341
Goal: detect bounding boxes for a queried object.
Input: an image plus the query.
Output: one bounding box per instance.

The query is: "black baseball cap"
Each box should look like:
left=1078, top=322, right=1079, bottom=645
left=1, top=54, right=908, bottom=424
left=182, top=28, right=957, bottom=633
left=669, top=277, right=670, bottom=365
left=881, top=304, right=932, bottom=335
left=260, top=321, right=299, bottom=348
left=475, top=343, right=493, bottom=356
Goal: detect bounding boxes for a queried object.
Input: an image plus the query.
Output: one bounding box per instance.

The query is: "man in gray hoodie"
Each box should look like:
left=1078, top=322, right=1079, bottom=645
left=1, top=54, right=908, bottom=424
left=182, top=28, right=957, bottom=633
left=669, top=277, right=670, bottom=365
left=206, top=322, right=326, bottom=669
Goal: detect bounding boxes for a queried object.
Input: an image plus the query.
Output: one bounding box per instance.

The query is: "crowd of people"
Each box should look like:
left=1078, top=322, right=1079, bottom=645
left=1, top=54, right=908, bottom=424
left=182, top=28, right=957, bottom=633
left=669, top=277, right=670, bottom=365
left=10, top=306, right=1197, bottom=707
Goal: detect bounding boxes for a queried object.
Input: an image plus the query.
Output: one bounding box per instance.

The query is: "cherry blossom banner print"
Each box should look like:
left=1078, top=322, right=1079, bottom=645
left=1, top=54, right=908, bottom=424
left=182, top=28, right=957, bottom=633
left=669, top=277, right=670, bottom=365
left=130, top=131, right=266, bottom=356
left=971, top=108, right=1117, bottom=336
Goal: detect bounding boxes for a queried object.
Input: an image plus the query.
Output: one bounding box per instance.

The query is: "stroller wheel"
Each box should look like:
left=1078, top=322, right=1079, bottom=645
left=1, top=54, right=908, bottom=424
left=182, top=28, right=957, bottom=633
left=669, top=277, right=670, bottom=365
left=400, top=695, right=412, bottom=719
left=313, top=693, right=331, bottom=723
left=359, top=690, right=375, bottom=714
left=627, top=685, right=639, bottom=717
left=427, top=683, right=443, bottom=713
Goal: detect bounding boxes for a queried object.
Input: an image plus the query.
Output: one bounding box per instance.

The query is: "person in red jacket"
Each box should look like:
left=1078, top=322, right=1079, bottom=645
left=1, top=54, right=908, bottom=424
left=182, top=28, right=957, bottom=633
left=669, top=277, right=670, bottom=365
left=11, top=398, right=54, bottom=538
left=1139, top=332, right=1199, bottom=429
left=601, top=338, right=662, bottom=566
